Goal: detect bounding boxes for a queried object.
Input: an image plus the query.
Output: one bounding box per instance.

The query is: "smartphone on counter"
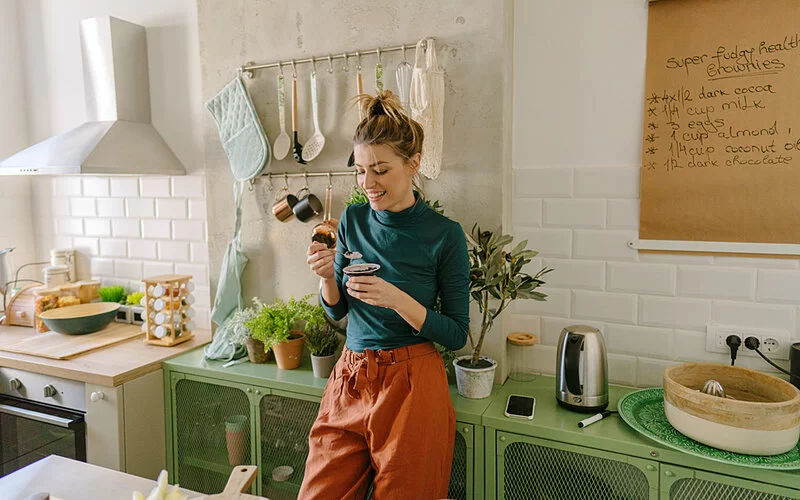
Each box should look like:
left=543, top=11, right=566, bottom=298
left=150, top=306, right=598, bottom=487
left=504, top=395, right=536, bottom=420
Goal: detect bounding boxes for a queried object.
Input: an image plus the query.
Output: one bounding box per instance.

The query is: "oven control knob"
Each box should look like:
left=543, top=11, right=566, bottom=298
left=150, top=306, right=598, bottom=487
left=9, top=378, right=22, bottom=391
left=90, top=391, right=105, bottom=402
left=43, top=384, right=58, bottom=398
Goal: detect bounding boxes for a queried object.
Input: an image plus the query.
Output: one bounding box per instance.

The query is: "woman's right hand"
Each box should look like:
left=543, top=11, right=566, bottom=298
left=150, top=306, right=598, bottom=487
left=307, top=242, right=335, bottom=280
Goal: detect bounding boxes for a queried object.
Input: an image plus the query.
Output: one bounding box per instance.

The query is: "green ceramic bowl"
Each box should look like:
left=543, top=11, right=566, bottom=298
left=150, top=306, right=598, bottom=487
left=40, top=302, right=121, bottom=335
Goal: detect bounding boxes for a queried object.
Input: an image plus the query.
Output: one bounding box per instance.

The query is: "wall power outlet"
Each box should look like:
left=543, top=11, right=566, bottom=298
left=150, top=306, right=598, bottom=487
left=706, top=325, right=791, bottom=361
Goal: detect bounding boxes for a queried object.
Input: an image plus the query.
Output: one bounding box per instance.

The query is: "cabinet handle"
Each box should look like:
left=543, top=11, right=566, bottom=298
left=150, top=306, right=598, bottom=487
left=90, top=391, right=105, bottom=402
left=646, top=465, right=656, bottom=471
left=499, top=436, right=506, bottom=442
left=246, top=387, right=252, bottom=393
left=664, top=470, right=675, bottom=477
left=462, top=427, right=469, bottom=433
left=255, top=390, right=262, bottom=395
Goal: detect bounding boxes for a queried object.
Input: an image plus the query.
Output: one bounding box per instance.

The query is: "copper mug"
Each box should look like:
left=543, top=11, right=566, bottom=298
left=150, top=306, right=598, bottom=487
left=272, top=186, right=298, bottom=222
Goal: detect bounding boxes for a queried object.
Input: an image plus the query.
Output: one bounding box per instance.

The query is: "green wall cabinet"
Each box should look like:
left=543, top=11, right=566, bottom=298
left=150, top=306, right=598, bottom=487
left=494, top=431, right=659, bottom=500
left=661, top=464, right=799, bottom=500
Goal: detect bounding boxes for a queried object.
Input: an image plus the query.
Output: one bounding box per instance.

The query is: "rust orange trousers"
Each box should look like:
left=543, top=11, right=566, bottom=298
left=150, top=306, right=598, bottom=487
left=298, top=341, right=455, bottom=500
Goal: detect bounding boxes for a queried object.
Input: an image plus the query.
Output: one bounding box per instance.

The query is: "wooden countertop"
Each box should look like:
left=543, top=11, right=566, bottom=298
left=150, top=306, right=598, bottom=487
left=0, top=324, right=210, bottom=387
left=0, top=455, right=201, bottom=500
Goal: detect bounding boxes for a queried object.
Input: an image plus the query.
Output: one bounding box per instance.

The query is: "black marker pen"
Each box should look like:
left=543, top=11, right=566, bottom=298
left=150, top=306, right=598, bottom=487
left=578, top=410, right=614, bottom=428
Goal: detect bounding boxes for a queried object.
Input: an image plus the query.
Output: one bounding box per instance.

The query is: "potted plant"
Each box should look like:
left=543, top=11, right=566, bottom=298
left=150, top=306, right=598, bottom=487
left=304, top=315, right=341, bottom=377
left=454, top=224, right=552, bottom=399
left=233, top=299, right=268, bottom=363
left=245, top=295, right=313, bottom=370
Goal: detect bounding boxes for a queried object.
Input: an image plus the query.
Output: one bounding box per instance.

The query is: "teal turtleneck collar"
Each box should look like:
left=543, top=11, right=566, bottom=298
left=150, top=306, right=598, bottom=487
left=371, top=191, right=426, bottom=226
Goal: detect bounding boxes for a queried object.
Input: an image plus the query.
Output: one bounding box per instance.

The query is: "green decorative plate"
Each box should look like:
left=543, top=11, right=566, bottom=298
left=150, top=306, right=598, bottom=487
left=618, top=387, right=800, bottom=470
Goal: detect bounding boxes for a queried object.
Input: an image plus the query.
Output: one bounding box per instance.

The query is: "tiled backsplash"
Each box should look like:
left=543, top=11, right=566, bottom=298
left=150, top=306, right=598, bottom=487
left=510, top=166, right=800, bottom=387
left=30, top=175, right=211, bottom=329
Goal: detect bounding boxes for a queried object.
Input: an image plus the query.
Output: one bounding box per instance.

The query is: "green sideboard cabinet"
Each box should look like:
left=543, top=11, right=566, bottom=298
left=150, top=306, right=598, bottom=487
left=494, top=432, right=659, bottom=500
left=165, top=349, right=800, bottom=500
left=660, top=464, right=799, bottom=500
left=164, top=349, right=489, bottom=499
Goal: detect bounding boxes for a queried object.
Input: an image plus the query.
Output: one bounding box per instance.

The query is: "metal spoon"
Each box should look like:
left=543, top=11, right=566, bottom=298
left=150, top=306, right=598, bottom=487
left=273, top=72, right=291, bottom=160
left=342, top=250, right=362, bottom=259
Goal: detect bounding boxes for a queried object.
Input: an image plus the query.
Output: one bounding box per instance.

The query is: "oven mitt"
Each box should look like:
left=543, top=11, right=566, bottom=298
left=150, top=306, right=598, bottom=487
left=205, top=76, right=271, bottom=181
left=410, top=38, right=444, bottom=180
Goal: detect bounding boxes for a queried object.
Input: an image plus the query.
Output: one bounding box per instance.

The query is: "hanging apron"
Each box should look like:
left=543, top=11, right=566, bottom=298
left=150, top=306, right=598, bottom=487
left=211, top=182, right=248, bottom=327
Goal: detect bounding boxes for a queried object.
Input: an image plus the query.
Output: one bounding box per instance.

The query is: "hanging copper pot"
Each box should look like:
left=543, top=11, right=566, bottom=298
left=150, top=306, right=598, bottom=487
left=311, top=183, right=338, bottom=248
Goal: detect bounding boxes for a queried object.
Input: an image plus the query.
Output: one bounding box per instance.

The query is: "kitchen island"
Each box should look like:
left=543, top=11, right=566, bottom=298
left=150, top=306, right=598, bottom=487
left=0, top=325, right=211, bottom=480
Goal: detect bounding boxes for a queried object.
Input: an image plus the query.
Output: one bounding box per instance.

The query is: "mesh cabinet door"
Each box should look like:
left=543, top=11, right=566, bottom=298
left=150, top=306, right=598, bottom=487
left=448, top=422, right=475, bottom=500
left=497, top=432, right=658, bottom=500
left=172, top=376, right=253, bottom=495
left=258, top=390, right=321, bottom=500
left=663, top=465, right=799, bottom=500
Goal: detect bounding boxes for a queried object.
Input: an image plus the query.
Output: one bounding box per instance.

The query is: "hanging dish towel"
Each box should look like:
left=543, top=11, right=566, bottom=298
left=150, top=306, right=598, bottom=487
left=205, top=76, right=271, bottom=181
left=410, top=38, right=445, bottom=180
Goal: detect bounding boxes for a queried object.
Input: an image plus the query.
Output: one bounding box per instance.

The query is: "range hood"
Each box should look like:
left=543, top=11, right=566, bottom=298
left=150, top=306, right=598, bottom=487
left=0, top=16, right=185, bottom=176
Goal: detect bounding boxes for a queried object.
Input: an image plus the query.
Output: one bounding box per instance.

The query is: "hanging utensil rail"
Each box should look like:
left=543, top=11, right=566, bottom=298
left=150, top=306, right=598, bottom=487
left=262, top=170, right=354, bottom=180
left=239, top=39, right=431, bottom=78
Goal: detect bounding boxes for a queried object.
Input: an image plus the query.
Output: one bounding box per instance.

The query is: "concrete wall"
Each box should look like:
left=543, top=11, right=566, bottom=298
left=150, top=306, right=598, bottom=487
left=510, top=0, right=798, bottom=387
left=198, top=1, right=509, bottom=360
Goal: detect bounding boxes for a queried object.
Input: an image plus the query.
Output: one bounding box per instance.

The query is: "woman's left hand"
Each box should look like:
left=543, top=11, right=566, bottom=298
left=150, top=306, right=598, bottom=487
left=345, top=276, right=405, bottom=309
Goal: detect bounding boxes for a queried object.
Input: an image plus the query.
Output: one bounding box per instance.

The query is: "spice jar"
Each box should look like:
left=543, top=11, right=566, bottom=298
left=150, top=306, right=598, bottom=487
left=506, top=333, right=539, bottom=382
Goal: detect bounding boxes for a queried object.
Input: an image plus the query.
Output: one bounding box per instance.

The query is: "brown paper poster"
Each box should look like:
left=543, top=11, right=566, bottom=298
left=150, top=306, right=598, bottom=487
left=640, top=0, right=800, bottom=245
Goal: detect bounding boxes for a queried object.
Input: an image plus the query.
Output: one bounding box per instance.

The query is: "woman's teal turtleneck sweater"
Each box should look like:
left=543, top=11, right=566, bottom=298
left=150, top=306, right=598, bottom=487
left=322, top=196, right=470, bottom=353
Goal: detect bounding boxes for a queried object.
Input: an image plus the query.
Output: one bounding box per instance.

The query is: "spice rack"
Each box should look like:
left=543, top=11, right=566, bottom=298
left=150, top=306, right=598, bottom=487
left=141, top=274, right=196, bottom=347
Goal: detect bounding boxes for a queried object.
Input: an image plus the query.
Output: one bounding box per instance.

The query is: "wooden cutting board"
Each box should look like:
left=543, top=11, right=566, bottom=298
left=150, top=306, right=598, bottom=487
left=190, top=466, right=266, bottom=499
left=0, top=322, right=143, bottom=360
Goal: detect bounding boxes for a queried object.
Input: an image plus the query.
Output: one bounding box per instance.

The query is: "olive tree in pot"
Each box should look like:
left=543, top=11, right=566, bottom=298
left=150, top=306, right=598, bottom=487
left=454, top=224, right=551, bottom=399
left=245, top=295, right=314, bottom=370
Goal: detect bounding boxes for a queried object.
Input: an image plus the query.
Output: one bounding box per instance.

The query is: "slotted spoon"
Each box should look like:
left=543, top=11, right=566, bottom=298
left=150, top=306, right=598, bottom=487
left=272, top=73, right=291, bottom=160
left=302, top=67, right=325, bottom=162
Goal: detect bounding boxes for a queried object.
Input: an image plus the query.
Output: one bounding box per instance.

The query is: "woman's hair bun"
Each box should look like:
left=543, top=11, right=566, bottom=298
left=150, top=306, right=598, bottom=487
left=361, top=90, right=404, bottom=121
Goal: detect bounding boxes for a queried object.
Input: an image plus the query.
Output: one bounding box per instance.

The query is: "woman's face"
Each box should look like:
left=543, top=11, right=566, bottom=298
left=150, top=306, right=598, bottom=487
left=354, top=143, right=420, bottom=212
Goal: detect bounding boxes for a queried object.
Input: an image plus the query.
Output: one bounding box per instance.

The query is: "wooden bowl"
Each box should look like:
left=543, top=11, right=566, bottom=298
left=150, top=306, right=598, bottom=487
left=663, top=363, right=800, bottom=455
left=39, top=302, right=121, bottom=335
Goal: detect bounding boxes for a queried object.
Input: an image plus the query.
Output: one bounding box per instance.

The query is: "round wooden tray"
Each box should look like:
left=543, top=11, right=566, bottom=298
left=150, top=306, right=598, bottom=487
left=618, top=388, right=800, bottom=470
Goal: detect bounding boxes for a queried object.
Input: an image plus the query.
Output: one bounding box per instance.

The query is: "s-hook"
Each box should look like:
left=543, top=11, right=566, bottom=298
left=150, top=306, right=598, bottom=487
left=401, top=44, right=408, bottom=62
left=342, top=52, right=350, bottom=72
left=327, top=55, right=334, bottom=74
left=291, top=59, right=297, bottom=78
left=278, top=61, right=284, bottom=75
left=356, top=51, right=362, bottom=72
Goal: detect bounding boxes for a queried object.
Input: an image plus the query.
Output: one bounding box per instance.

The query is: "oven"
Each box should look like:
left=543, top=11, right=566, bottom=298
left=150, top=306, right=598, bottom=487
left=0, top=368, right=87, bottom=478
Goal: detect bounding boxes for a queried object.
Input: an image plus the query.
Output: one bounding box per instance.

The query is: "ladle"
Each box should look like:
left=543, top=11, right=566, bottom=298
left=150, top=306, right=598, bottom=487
left=291, top=61, right=306, bottom=165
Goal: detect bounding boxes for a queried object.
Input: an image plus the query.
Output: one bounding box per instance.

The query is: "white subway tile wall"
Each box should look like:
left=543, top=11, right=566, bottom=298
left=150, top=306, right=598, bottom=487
left=30, top=176, right=211, bottom=329
left=511, top=166, right=799, bottom=386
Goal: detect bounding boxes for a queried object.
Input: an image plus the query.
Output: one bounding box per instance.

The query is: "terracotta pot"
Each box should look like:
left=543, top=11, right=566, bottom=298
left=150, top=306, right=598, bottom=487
left=272, top=331, right=305, bottom=370
left=245, top=337, right=270, bottom=364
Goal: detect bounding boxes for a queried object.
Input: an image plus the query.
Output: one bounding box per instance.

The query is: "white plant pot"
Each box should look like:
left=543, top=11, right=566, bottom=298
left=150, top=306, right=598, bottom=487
left=453, top=355, right=497, bottom=399
left=311, top=354, right=337, bottom=378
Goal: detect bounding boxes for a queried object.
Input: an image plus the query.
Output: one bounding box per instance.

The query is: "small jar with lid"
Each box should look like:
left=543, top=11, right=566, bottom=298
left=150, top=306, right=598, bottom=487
left=506, top=332, right=539, bottom=382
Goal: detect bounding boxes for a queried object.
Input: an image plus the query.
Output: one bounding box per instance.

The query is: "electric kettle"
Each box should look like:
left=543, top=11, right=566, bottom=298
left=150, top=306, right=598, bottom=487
left=555, top=325, right=609, bottom=413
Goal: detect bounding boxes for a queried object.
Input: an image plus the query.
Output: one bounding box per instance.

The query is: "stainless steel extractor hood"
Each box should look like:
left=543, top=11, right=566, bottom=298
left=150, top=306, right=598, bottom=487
left=0, top=16, right=185, bottom=176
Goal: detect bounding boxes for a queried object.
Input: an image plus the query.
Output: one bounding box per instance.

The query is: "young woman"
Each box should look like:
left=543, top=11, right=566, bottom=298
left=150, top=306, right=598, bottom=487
left=300, top=90, right=470, bottom=499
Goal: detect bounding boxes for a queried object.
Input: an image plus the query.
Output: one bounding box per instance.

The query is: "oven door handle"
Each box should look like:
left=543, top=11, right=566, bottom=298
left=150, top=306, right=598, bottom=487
left=0, top=402, right=81, bottom=428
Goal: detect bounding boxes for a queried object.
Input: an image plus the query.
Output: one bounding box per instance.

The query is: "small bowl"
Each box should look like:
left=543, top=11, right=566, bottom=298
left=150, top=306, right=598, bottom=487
left=40, top=302, right=121, bottom=335
left=343, top=263, right=381, bottom=277
left=272, top=465, right=294, bottom=482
